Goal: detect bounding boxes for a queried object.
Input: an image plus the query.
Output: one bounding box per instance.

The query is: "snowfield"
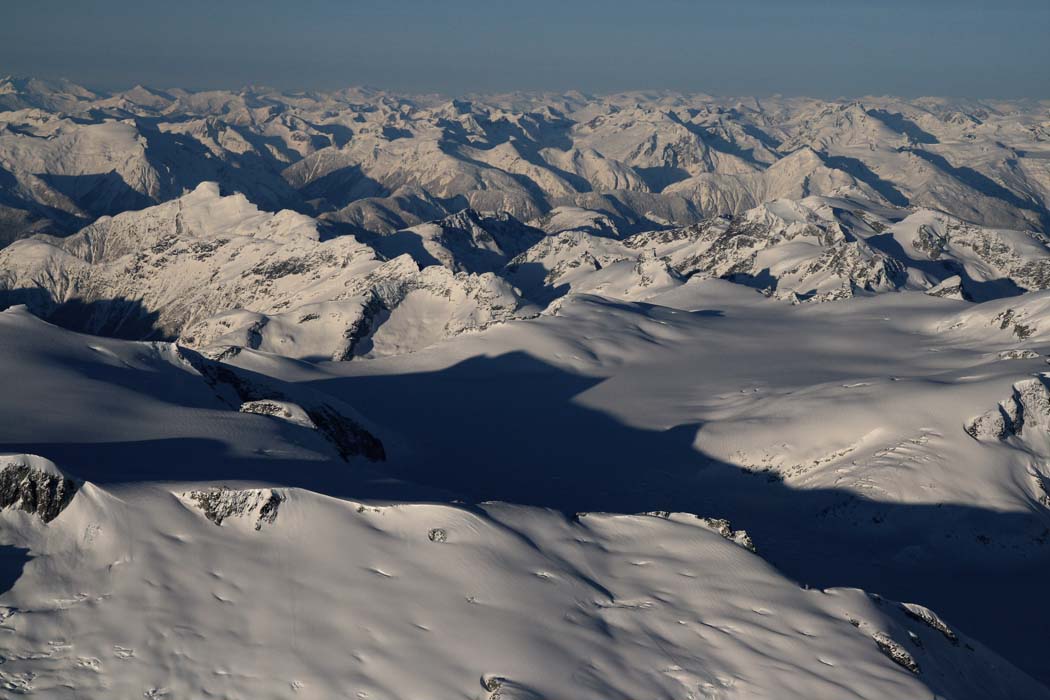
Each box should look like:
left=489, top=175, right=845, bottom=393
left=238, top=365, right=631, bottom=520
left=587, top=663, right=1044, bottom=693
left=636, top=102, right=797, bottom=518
left=2, top=78, right=1050, bottom=698
left=3, top=475, right=1044, bottom=699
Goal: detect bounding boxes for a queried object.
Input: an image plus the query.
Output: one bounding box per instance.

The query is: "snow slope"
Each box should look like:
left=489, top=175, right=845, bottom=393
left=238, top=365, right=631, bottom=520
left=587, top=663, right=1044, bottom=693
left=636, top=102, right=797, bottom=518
left=1, top=295, right=1049, bottom=697
left=3, top=479, right=1041, bottom=699
left=278, top=283, right=1050, bottom=685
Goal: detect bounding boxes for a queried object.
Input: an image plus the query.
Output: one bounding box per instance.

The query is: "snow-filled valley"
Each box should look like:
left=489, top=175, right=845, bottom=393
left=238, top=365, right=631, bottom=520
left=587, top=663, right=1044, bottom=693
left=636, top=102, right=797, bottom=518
left=1, top=78, right=1050, bottom=698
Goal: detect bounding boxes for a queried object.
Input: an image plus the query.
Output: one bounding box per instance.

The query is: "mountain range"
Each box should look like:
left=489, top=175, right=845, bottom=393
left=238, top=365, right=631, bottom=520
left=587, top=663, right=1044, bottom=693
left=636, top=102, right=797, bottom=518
left=2, top=76, right=1050, bottom=698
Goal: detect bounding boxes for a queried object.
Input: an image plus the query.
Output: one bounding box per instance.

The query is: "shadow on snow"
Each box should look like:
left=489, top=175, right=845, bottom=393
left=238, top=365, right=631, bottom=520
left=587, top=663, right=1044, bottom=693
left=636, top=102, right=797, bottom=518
left=0, top=337, right=1047, bottom=682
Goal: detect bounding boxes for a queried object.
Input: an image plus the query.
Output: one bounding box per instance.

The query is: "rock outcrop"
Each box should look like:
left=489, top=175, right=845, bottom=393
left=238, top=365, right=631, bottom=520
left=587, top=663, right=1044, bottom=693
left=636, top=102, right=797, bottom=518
left=0, top=454, right=79, bottom=523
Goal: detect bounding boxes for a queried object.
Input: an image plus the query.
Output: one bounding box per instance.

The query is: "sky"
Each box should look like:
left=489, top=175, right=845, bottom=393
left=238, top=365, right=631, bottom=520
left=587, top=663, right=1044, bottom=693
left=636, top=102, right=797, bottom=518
left=2, top=0, right=1048, bottom=98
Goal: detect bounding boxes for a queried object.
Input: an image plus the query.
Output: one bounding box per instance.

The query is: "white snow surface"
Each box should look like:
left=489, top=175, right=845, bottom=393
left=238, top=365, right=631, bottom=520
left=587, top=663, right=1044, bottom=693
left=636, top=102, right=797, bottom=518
left=3, top=79, right=1050, bottom=698
left=2, top=484, right=1040, bottom=699
left=2, top=287, right=1050, bottom=697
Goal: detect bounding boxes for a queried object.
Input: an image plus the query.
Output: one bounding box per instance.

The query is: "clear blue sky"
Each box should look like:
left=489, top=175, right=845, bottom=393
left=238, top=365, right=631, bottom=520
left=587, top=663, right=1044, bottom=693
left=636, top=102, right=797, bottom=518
left=2, top=0, right=1048, bottom=97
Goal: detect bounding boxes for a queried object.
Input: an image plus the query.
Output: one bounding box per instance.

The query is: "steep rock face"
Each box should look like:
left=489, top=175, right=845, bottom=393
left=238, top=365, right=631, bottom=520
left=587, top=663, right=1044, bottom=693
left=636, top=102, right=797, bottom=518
left=964, top=376, right=1050, bottom=512
left=965, top=377, right=1050, bottom=442
left=872, top=631, right=921, bottom=674
left=509, top=197, right=915, bottom=303
left=239, top=399, right=317, bottom=428
left=926, top=275, right=969, bottom=300
left=893, top=210, right=1050, bottom=300
left=937, top=292, right=1050, bottom=348
left=507, top=195, right=1050, bottom=307
left=638, top=200, right=909, bottom=302
left=0, top=182, right=373, bottom=338
left=180, top=256, right=533, bottom=360
left=182, top=487, right=284, bottom=531
left=0, top=454, right=79, bottom=523
left=901, top=603, right=959, bottom=645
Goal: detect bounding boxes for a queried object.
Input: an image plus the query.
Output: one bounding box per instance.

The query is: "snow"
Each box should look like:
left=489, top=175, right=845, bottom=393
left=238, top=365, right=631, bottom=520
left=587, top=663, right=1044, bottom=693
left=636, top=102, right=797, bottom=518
left=2, top=470, right=1044, bottom=699
left=2, top=78, right=1050, bottom=698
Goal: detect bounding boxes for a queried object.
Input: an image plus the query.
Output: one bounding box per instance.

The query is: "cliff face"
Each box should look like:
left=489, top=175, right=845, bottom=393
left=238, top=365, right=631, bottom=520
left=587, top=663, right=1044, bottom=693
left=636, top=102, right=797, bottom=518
left=0, top=454, right=79, bottom=523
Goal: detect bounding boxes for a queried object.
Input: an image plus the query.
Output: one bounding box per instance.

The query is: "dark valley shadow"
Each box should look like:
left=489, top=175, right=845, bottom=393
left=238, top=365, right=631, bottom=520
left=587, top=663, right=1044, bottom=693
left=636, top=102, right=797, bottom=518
left=0, top=546, right=30, bottom=595
left=867, top=109, right=939, bottom=145
left=0, top=289, right=166, bottom=340
left=39, top=171, right=153, bottom=218
left=862, top=234, right=1028, bottom=302
left=821, top=154, right=910, bottom=207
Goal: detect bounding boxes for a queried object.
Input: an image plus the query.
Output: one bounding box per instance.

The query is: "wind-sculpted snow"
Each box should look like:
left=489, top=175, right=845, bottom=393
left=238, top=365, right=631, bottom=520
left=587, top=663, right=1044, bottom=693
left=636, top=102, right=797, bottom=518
left=0, top=480, right=1044, bottom=699
left=3, top=272, right=1050, bottom=694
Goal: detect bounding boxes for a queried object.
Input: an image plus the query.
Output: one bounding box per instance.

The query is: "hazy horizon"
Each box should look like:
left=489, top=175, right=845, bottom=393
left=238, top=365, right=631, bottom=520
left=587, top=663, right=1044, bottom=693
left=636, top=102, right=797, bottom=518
left=3, top=0, right=1049, bottom=99
left=12, top=75, right=1050, bottom=104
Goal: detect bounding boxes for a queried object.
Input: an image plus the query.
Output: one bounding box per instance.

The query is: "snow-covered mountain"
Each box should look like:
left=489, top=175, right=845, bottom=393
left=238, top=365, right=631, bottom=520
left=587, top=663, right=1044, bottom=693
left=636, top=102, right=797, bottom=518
left=507, top=195, right=1050, bottom=304
left=6, top=180, right=1050, bottom=363
left=4, top=77, right=1050, bottom=698
left=2, top=78, right=1049, bottom=246
left=0, top=182, right=535, bottom=359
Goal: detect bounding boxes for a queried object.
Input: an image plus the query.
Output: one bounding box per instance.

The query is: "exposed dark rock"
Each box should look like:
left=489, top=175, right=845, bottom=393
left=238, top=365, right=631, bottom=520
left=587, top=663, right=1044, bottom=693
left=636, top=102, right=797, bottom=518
left=642, top=512, right=757, bottom=553
left=335, top=292, right=386, bottom=361
left=186, top=487, right=284, bottom=531
left=872, top=631, right=921, bottom=673
left=925, top=275, right=971, bottom=301
left=0, top=456, right=79, bottom=523
left=698, top=516, right=757, bottom=553
left=993, top=309, right=1036, bottom=340
left=901, top=603, right=959, bottom=644
left=965, top=376, right=1050, bottom=441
